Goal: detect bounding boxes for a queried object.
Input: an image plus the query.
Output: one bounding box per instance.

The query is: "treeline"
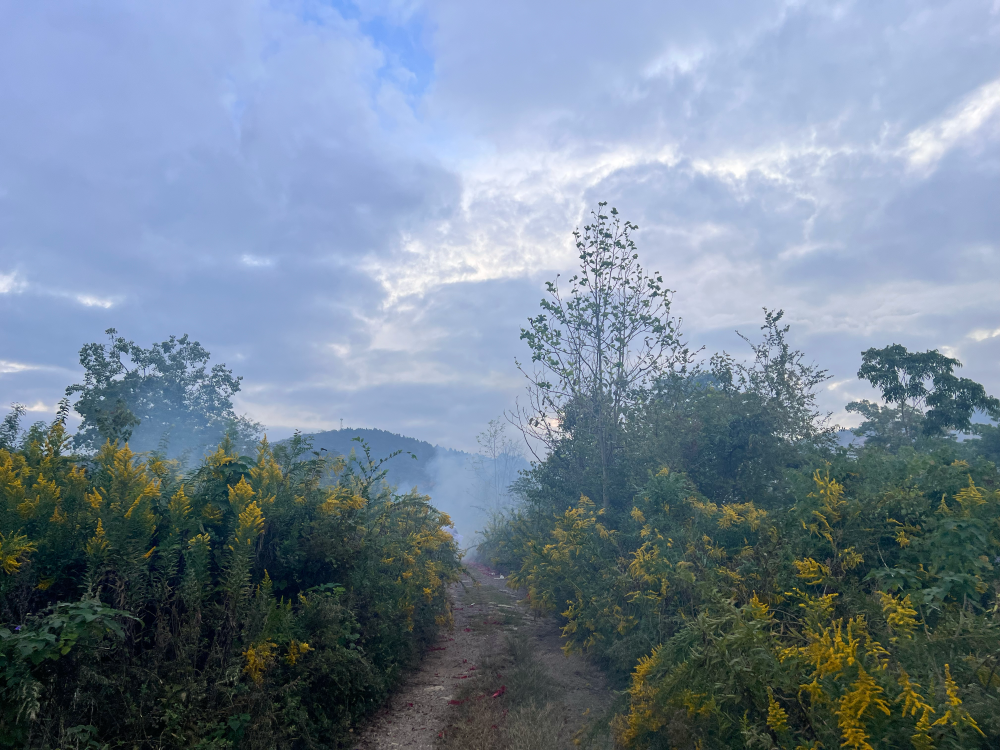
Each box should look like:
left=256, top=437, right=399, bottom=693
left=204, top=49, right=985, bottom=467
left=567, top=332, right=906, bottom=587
left=480, top=205, right=1000, bottom=749
left=0, top=336, right=460, bottom=748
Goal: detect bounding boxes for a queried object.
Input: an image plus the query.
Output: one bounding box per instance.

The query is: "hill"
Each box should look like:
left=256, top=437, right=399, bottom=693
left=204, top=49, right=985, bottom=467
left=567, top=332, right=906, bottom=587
left=298, top=427, right=528, bottom=549
left=302, top=427, right=467, bottom=491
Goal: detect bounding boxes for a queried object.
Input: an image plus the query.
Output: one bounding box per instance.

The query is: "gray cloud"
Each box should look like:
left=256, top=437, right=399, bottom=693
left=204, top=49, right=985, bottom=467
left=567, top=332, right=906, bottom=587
left=0, top=0, right=998, bottom=451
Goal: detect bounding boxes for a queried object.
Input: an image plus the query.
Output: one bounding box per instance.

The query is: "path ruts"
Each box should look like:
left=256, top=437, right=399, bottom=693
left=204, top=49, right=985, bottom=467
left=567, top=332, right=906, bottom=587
left=352, top=564, right=613, bottom=749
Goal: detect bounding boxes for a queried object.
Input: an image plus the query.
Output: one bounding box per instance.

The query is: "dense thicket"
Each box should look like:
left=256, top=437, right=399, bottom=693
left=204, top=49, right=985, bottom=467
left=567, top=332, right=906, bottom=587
left=480, top=207, right=1000, bottom=750
left=0, top=413, right=459, bottom=748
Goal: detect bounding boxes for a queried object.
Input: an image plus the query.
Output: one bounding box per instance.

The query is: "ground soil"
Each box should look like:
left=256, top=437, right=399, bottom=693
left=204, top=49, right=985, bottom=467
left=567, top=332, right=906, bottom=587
left=352, top=563, right=615, bottom=749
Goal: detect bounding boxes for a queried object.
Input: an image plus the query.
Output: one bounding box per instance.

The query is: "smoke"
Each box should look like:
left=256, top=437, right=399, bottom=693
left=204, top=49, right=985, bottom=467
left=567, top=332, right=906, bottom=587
left=421, top=450, right=480, bottom=553
left=422, top=447, right=530, bottom=556
left=297, top=426, right=529, bottom=556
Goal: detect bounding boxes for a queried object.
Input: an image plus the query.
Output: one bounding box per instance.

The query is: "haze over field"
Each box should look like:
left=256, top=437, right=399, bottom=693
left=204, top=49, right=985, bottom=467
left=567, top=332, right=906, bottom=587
left=1, top=1, right=998, bottom=450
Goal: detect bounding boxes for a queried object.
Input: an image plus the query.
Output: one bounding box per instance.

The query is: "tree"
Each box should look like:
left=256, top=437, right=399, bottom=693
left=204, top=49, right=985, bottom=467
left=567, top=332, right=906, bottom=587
left=970, top=422, right=1000, bottom=465
left=94, top=399, right=142, bottom=446
left=0, top=403, right=25, bottom=450
left=639, top=310, right=832, bottom=505
left=513, top=203, right=692, bottom=507
left=841, top=400, right=911, bottom=452
left=710, top=309, right=831, bottom=443
left=848, top=344, right=999, bottom=445
left=66, top=329, right=262, bottom=457
left=472, top=418, right=523, bottom=514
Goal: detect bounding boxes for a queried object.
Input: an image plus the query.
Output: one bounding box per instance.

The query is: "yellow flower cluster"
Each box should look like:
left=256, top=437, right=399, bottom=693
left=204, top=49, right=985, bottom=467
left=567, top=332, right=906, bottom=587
left=579, top=465, right=1000, bottom=748
left=243, top=641, right=277, bottom=685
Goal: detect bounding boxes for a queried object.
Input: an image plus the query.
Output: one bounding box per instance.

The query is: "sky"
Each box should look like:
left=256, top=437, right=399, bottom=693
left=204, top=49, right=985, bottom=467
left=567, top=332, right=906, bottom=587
left=1, top=0, right=998, bottom=452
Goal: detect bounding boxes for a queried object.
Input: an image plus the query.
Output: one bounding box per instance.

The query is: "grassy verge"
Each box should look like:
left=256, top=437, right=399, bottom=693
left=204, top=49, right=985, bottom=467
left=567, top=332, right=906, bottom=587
left=439, top=578, right=613, bottom=750
left=437, top=628, right=563, bottom=750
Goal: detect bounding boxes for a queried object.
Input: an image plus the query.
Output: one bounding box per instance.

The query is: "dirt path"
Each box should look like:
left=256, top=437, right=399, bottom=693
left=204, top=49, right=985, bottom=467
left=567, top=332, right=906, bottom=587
left=352, top=563, right=615, bottom=749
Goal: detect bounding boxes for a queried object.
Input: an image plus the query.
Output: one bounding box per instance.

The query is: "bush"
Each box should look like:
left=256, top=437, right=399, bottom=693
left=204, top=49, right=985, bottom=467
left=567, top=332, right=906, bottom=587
left=486, top=452, right=1000, bottom=749
left=487, top=203, right=1000, bottom=748
left=0, top=420, right=460, bottom=748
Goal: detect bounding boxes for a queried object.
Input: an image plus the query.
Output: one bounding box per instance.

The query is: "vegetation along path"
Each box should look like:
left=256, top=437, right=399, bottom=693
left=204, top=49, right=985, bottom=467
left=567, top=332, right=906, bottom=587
left=353, top=563, right=615, bottom=750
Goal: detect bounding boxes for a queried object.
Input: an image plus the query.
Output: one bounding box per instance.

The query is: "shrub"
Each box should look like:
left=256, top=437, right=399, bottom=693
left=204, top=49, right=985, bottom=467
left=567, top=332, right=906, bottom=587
left=0, top=420, right=460, bottom=748
left=488, top=454, right=1000, bottom=749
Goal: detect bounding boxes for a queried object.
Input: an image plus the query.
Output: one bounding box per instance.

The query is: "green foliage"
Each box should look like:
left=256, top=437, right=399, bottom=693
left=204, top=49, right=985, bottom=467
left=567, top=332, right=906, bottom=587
left=849, top=344, right=1000, bottom=445
left=491, top=309, right=830, bottom=537
left=492, top=453, right=1000, bottom=749
left=483, top=212, right=1000, bottom=749
left=66, top=329, right=262, bottom=458
left=514, top=203, right=692, bottom=507
left=0, top=405, right=25, bottom=452
left=970, top=422, right=1000, bottom=465
left=0, top=416, right=460, bottom=749
left=709, top=309, right=831, bottom=444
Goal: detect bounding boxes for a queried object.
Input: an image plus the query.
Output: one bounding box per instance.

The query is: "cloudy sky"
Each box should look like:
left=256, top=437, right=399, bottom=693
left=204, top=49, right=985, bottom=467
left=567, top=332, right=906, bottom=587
left=1, top=0, right=998, bottom=451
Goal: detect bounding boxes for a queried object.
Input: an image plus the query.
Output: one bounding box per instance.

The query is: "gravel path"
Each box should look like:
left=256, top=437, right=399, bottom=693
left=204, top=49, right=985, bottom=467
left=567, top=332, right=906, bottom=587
left=352, top=564, right=614, bottom=749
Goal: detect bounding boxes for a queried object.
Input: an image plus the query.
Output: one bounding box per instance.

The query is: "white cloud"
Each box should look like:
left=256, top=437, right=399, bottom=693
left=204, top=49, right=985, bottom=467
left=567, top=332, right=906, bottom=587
left=791, top=280, right=1000, bottom=338
left=0, top=271, right=25, bottom=294
left=0, top=360, right=40, bottom=374
left=826, top=378, right=853, bottom=391
left=230, top=396, right=338, bottom=434
left=969, top=327, right=1000, bottom=342
left=241, top=254, right=275, bottom=268
left=905, top=77, right=1000, bottom=172
left=24, top=400, right=55, bottom=413
left=75, top=294, right=115, bottom=309
left=831, top=408, right=864, bottom=430
left=642, top=44, right=712, bottom=81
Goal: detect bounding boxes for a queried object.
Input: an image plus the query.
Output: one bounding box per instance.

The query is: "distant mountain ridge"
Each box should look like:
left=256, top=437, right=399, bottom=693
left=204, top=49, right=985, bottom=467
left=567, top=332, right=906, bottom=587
left=299, top=427, right=471, bottom=494
left=292, top=427, right=528, bottom=550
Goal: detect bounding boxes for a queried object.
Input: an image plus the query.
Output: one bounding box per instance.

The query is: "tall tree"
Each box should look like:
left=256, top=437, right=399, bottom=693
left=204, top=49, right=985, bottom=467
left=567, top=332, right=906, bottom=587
left=66, top=329, right=261, bottom=457
left=848, top=344, right=999, bottom=444
left=513, top=203, right=691, bottom=507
